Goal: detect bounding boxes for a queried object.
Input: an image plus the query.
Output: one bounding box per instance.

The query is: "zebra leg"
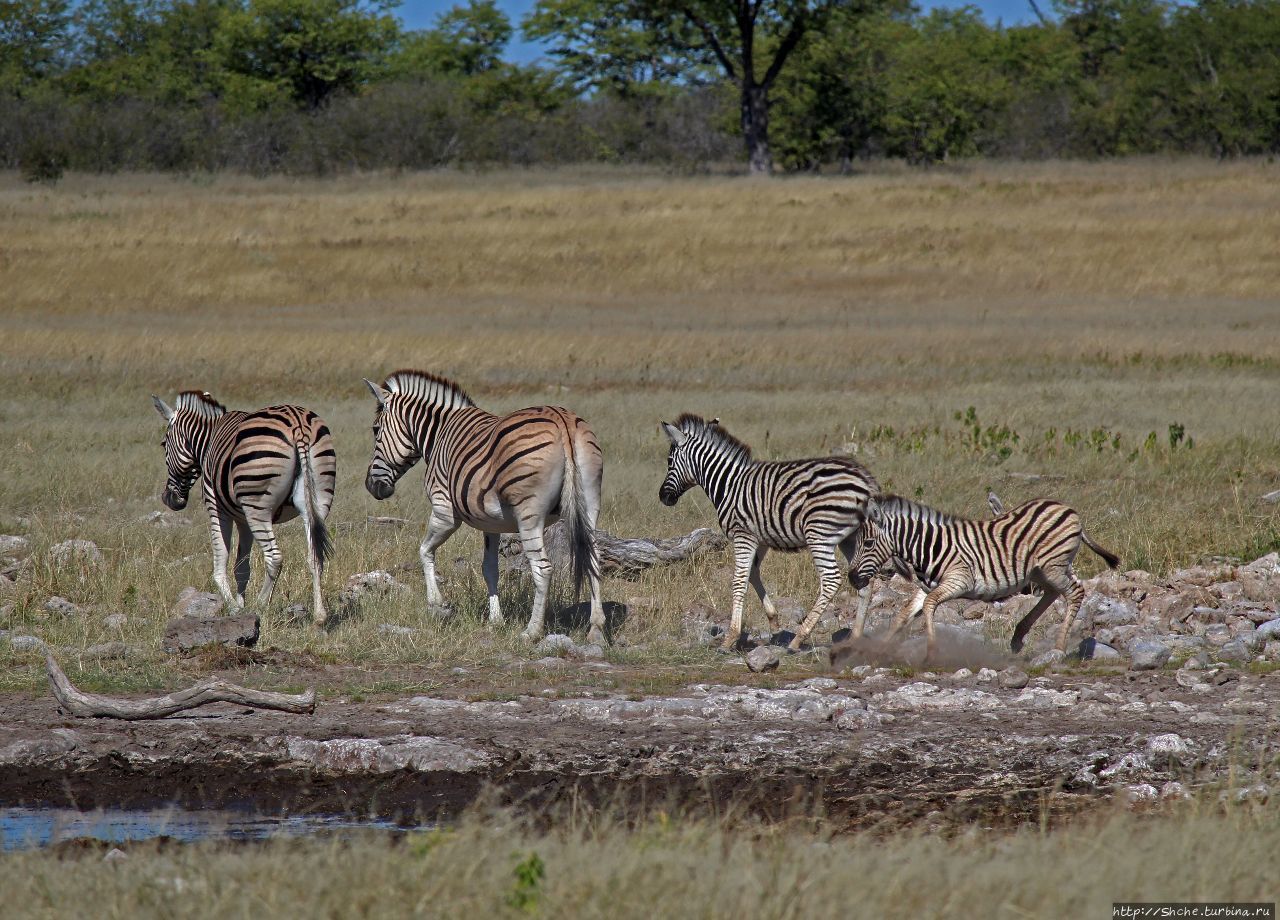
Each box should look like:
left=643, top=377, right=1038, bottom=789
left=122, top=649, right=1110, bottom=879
left=246, top=517, right=283, bottom=609
left=233, top=519, right=253, bottom=605
left=789, top=539, right=842, bottom=651
left=723, top=534, right=758, bottom=650
left=517, top=520, right=553, bottom=642
left=917, top=576, right=971, bottom=664
left=748, top=546, right=778, bottom=631
left=838, top=533, right=871, bottom=638
left=884, top=587, right=927, bottom=641
left=208, top=509, right=239, bottom=609
left=1010, top=573, right=1062, bottom=653
left=420, top=507, right=460, bottom=607
left=482, top=532, right=502, bottom=625
left=1053, top=573, right=1086, bottom=652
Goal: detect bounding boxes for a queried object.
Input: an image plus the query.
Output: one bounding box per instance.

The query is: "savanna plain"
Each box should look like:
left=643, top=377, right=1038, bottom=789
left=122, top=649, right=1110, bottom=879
left=1, top=159, right=1279, bottom=916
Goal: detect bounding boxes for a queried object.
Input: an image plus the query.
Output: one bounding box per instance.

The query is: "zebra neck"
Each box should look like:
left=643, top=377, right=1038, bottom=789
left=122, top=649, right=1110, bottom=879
left=697, top=454, right=748, bottom=509
left=411, top=403, right=489, bottom=463
left=184, top=419, right=217, bottom=467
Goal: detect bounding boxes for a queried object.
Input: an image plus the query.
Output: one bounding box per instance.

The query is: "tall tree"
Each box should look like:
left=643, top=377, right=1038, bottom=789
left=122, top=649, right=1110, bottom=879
left=525, top=0, right=851, bottom=174
left=0, top=0, right=72, bottom=92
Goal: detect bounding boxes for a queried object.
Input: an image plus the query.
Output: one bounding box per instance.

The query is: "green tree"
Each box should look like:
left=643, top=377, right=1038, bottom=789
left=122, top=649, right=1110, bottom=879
left=0, top=0, right=72, bottom=92
left=214, top=0, right=401, bottom=110
left=525, top=0, right=859, bottom=174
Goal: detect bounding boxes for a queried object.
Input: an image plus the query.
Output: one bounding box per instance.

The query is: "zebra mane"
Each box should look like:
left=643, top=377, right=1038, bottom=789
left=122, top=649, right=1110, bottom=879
left=174, top=390, right=226, bottom=419
left=675, top=413, right=753, bottom=463
left=383, top=370, right=476, bottom=410
left=876, top=494, right=961, bottom=525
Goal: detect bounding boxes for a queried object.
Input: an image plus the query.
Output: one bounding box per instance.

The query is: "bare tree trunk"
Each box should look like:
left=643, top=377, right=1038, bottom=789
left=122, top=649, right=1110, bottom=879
left=46, top=652, right=316, bottom=719
left=500, top=524, right=726, bottom=577
left=742, top=82, right=773, bottom=176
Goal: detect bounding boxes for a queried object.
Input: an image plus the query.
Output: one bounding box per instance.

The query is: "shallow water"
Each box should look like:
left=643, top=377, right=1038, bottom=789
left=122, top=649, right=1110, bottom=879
left=0, top=806, right=406, bottom=850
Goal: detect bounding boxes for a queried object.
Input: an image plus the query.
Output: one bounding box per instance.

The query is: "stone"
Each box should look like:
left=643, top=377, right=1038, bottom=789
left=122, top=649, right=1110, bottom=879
left=102, top=613, right=127, bottom=630
left=1129, top=641, right=1171, bottom=671
left=44, top=596, right=82, bottom=616
left=1080, top=595, right=1139, bottom=628
left=1175, top=668, right=1208, bottom=688
left=976, top=667, right=999, bottom=683
left=529, top=656, right=570, bottom=672
left=746, top=646, right=781, bottom=673
left=378, top=624, right=416, bottom=637
left=1203, top=624, right=1233, bottom=646
left=7, top=635, right=45, bottom=651
left=799, top=677, right=837, bottom=690
left=49, top=539, right=103, bottom=568
left=1263, top=491, right=1280, bottom=504
left=960, top=602, right=987, bottom=621
left=535, top=634, right=578, bottom=657
left=951, top=668, right=974, bottom=680
left=172, top=587, right=223, bottom=619
left=578, top=644, right=606, bottom=660
left=1078, top=638, right=1121, bottom=660
left=138, top=510, right=185, bottom=528
left=1030, top=649, right=1066, bottom=669
left=341, top=571, right=410, bottom=602
left=0, top=535, right=30, bottom=558
left=162, top=611, right=259, bottom=653
left=103, top=848, right=128, bottom=864
left=1214, top=638, right=1255, bottom=663
left=283, top=603, right=309, bottom=622
left=83, top=642, right=138, bottom=660
left=1253, top=619, right=1280, bottom=642
left=1161, top=781, right=1189, bottom=799
left=998, top=668, right=1029, bottom=690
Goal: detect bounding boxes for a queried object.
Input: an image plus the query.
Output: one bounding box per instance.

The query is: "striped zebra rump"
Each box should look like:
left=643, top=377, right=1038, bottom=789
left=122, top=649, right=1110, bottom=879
left=363, top=370, right=605, bottom=643
left=152, top=392, right=336, bottom=624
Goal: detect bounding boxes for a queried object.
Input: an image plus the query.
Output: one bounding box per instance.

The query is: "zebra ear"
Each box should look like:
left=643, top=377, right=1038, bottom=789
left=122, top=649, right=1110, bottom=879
left=660, top=422, right=687, bottom=448
left=152, top=395, right=175, bottom=422
left=363, top=378, right=388, bottom=409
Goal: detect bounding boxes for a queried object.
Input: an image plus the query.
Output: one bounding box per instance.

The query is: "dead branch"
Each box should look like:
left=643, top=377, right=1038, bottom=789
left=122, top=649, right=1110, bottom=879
left=46, top=652, right=315, bottom=720
left=500, top=523, right=727, bottom=578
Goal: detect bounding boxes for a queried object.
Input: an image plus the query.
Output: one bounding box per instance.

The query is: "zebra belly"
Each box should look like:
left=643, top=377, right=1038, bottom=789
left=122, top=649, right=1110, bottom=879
left=965, top=579, right=1032, bottom=602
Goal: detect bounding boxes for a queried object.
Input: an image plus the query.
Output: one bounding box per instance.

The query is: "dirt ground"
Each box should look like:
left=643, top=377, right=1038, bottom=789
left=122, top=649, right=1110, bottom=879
left=2, top=657, right=1276, bottom=832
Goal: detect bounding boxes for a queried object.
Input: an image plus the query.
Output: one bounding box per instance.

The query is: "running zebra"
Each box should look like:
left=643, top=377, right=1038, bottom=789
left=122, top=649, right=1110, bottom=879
left=659, top=414, right=879, bottom=651
left=151, top=392, right=336, bottom=624
left=848, top=495, right=1120, bottom=660
left=363, top=370, right=605, bottom=644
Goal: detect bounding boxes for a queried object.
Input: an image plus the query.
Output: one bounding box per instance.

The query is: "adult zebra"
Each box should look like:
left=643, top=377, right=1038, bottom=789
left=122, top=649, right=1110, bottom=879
left=363, top=370, right=605, bottom=644
left=152, top=392, right=336, bottom=624
left=848, top=495, right=1120, bottom=660
left=658, top=414, right=879, bottom=652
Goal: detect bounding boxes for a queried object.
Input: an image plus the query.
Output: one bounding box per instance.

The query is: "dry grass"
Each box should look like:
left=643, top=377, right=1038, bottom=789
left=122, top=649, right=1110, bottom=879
left=1, top=159, right=1279, bottom=692
left=2, top=799, right=1278, bottom=918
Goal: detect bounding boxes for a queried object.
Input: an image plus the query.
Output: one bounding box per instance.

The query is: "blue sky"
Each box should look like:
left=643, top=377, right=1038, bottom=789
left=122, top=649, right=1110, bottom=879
left=397, top=0, right=1043, bottom=64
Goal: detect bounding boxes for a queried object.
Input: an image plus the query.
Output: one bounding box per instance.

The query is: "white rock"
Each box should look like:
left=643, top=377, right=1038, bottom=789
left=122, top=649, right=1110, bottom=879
left=102, top=613, right=127, bottom=630
left=49, top=539, right=102, bottom=568
left=746, top=646, right=780, bottom=673
left=1160, top=781, right=1189, bottom=799
left=535, top=634, right=578, bottom=657
left=378, top=624, right=416, bottom=637
left=1030, top=649, right=1066, bottom=669
left=44, top=596, right=83, bottom=616
left=1125, top=783, right=1159, bottom=803
left=0, top=535, right=30, bottom=558
left=172, top=587, right=223, bottom=618
left=8, top=635, right=45, bottom=651
left=798, top=677, right=837, bottom=690
left=1129, top=641, right=1171, bottom=670
left=342, top=571, right=410, bottom=601
left=976, top=667, right=999, bottom=683
left=1253, top=619, right=1280, bottom=642
left=951, top=668, right=974, bottom=680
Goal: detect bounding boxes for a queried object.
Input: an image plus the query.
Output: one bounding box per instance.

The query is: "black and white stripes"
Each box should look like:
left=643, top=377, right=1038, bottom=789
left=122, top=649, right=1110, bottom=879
left=363, top=370, right=605, bottom=643
left=152, top=392, right=336, bottom=624
left=659, top=414, right=879, bottom=650
left=849, top=495, right=1120, bottom=658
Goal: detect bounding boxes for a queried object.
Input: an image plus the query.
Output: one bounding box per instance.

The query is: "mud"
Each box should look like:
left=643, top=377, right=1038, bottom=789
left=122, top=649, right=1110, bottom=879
left=2, top=666, right=1277, bottom=831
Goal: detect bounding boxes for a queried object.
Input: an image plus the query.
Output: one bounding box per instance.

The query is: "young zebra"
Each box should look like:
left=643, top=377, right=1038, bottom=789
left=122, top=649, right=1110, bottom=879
left=848, top=495, right=1120, bottom=660
left=659, top=414, right=879, bottom=652
left=363, top=370, right=605, bottom=644
left=152, top=392, right=336, bottom=624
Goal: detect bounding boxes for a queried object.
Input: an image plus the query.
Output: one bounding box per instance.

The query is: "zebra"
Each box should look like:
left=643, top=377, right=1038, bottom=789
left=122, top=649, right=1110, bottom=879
left=658, top=414, right=879, bottom=652
left=847, top=494, right=1120, bottom=660
left=152, top=391, right=336, bottom=624
left=363, top=370, right=605, bottom=644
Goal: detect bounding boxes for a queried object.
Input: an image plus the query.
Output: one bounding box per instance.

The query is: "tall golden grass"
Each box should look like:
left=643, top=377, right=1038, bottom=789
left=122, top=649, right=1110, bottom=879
left=0, top=160, right=1278, bottom=689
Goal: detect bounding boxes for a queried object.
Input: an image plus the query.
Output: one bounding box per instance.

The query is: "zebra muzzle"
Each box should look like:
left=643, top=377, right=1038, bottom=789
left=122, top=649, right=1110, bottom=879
left=162, top=489, right=187, bottom=511
left=366, top=475, right=395, bottom=500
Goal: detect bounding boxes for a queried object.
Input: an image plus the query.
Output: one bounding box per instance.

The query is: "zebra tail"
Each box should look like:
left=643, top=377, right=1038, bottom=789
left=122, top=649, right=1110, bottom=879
left=297, top=445, right=333, bottom=569
left=561, top=440, right=599, bottom=603
left=1082, top=531, right=1119, bottom=569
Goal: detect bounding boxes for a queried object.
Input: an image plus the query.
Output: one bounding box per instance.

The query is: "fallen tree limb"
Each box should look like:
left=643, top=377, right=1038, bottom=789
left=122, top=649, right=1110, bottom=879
left=46, top=652, right=315, bottom=720
left=500, top=523, right=727, bottom=578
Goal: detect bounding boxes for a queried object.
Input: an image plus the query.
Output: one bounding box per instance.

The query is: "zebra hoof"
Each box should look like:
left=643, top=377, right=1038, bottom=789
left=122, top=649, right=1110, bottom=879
left=586, top=627, right=607, bottom=646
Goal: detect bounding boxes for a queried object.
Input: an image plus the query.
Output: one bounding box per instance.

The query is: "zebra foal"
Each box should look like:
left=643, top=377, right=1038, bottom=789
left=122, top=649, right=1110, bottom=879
left=363, top=370, right=605, bottom=644
left=848, top=495, right=1120, bottom=660
left=152, top=392, right=336, bottom=624
left=658, top=414, right=879, bottom=652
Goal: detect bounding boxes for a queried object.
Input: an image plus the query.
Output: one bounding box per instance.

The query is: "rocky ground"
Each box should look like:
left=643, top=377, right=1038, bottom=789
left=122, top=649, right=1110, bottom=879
left=1, top=536, right=1278, bottom=830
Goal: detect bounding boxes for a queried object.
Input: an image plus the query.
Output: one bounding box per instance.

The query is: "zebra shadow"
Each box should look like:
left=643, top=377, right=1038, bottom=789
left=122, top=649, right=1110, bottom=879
left=548, top=600, right=630, bottom=641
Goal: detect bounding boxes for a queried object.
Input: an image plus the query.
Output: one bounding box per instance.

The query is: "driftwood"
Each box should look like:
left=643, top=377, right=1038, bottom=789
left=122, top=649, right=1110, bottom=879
left=500, top=523, right=727, bottom=578
left=45, top=652, right=315, bottom=720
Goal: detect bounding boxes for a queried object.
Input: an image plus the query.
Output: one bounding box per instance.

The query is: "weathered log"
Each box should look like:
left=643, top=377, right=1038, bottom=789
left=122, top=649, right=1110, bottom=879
left=45, top=652, right=315, bottom=720
left=500, top=523, right=727, bottom=578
